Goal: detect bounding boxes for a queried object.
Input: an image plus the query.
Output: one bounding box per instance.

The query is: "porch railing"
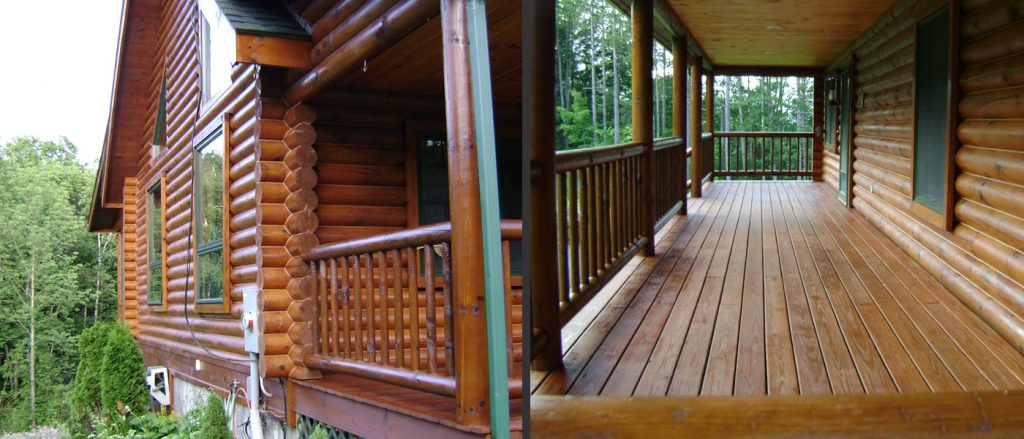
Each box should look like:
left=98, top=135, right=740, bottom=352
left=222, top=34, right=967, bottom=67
left=554, top=142, right=644, bottom=320
left=711, top=132, right=814, bottom=178
left=303, top=221, right=522, bottom=399
left=653, top=137, right=687, bottom=225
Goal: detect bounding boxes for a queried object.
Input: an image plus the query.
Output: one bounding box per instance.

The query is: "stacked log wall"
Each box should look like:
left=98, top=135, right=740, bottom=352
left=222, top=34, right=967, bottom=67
left=827, top=0, right=1024, bottom=353
left=123, top=177, right=139, bottom=334
left=132, top=0, right=269, bottom=394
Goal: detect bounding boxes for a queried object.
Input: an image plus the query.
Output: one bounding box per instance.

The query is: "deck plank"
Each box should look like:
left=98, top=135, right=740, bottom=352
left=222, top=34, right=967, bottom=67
left=536, top=182, right=1024, bottom=398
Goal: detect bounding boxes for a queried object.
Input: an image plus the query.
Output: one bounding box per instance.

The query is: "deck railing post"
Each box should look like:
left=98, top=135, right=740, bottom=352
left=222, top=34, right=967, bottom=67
left=689, top=55, right=703, bottom=198
left=632, top=0, right=655, bottom=256
left=813, top=75, right=825, bottom=181
left=526, top=0, right=563, bottom=371
left=440, top=0, right=500, bottom=428
left=672, top=34, right=687, bottom=214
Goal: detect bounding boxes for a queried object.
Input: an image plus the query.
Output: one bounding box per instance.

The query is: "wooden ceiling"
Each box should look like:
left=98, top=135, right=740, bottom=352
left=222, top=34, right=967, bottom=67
left=667, top=0, right=897, bottom=67
left=336, top=0, right=521, bottom=104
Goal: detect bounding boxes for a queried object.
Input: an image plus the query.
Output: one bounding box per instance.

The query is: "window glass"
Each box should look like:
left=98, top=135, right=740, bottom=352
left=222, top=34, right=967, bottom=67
left=199, top=0, right=234, bottom=104
left=913, top=7, right=951, bottom=214
left=147, top=183, right=163, bottom=305
left=195, top=129, right=225, bottom=303
left=153, top=76, right=167, bottom=157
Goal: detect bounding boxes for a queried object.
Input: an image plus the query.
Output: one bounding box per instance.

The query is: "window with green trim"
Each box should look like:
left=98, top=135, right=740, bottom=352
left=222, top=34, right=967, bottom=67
left=153, top=75, right=167, bottom=158
left=194, top=128, right=226, bottom=304
left=147, top=182, right=164, bottom=306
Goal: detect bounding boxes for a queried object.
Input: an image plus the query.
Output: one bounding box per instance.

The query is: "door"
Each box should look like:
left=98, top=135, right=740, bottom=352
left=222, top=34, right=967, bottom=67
left=837, top=67, right=853, bottom=206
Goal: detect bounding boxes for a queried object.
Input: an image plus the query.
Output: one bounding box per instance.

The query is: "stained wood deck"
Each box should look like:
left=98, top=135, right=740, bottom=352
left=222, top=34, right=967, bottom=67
left=532, top=181, right=1024, bottom=397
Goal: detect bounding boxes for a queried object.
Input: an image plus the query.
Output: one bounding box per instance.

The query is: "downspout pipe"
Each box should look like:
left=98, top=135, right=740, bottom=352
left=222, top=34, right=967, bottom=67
left=248, top=352, right=264, bottom=439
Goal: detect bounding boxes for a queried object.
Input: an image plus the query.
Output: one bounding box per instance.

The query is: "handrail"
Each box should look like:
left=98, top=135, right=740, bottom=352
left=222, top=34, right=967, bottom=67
left=304, top=220, right=522, bottom=261
left=653, top=136, right=684, bottom=151
left=714, top=131, right=814, bottom=138
left=555, top=141, right=644, bottom=172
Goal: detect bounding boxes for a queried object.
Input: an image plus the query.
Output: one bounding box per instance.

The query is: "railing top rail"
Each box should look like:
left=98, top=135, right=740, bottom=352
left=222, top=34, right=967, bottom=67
left=304, top=220, right=522, bottom=262
left=713, top=131, right=814, bottom=138
left=555, top=141, right=644, bottom=172
left=653, top=136, right=684, bottom=151
left=701, top=133, right=714, bottom=140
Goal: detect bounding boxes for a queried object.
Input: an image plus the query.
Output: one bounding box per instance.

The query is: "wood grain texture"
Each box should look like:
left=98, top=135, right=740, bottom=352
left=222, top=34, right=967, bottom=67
left=532, top=182, right=1024, bottom=397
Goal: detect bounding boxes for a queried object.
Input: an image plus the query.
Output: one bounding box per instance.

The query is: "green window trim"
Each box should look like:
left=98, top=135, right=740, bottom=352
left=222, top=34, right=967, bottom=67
left=194, top=126, right=227, bottom=305
left=912, top=6, right=951, bottom=215
left=147, top=182, right=164, bottom=306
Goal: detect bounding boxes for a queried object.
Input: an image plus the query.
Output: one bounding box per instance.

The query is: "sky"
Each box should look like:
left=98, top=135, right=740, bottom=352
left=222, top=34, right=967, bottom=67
left=0, top=0, right=124, bottom=165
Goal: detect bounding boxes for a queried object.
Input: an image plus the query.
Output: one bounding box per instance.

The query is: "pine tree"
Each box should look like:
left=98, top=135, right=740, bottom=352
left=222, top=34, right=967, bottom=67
left=100, top=324, right=149, bottom=416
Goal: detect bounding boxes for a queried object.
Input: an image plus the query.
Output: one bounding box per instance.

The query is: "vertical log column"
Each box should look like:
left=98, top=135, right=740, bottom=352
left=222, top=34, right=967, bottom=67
left=441, top=0, right=490, bottom=426
left=632, top=0, right=655, bottom=256
left=672, top=35, right=687, bottom=215
left=528, top=0, right=562, bottom=371
left=813, top=75, right=825, bottom=181
left=283, top=103, right=321, bottom=380
left=689, top=55, right=703, bottom=198
left=705, top=71, right=714, bottom=134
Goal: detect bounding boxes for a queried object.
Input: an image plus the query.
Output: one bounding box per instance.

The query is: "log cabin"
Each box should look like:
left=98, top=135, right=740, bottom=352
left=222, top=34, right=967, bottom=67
left=87, top=0, right=523, bottom=437
left=528, top=0, right=1024, bottom=436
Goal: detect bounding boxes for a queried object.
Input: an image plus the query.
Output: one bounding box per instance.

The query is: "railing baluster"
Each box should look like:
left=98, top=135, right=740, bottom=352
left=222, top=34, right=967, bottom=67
left=556, top=172, right=568, bottom=306
left=424, top=245, right=437, bottom=374
left=502, top=240, right=514, bottom=373
left=392, top=249, right=404, bottom=368
left=568, top=170, right=580, bottom=298
left=311, top=261, right=320, bottom=356
left=353, top=255, right=363, bottom=361
left=319, top=260, right=329, bottom=355
left=340, top=256, right=351, bottom=360
left=407, top=247, right=420, bottom=371
left=365, top=253, right=376, bottom=362
left=441, top=242, right=454, bottom=377
left=329, top=258, right=339, bottom=357
left=378, top=251, right=389, bottom=366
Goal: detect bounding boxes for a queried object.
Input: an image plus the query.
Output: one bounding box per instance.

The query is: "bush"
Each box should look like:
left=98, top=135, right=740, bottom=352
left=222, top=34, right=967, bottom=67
left=72, top=322, right=113, bottom=426
left=309, top=425, right=329, bottom=439
left=99, top=324, right=150, bottom=417
left=197, top=393, right=231, bottom=439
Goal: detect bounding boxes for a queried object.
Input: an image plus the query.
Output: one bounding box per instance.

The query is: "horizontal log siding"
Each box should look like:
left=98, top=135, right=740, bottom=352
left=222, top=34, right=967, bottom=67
left=133, top=0, right=263, bottom=383
left=827, top=0, right=1024, bottom=354
left=123, top=178, right=140, bottom=334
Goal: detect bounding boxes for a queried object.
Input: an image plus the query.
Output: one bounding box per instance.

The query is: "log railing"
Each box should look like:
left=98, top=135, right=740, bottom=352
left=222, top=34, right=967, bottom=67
left=554, top=142, right=645, bottom=321
left=712, top=132, right=814, bottom=178
left=653, top=137, right=687, bottom=224
left=701, top=133, right=714, bottom=182
left=303, top=221, right=522, bottom=399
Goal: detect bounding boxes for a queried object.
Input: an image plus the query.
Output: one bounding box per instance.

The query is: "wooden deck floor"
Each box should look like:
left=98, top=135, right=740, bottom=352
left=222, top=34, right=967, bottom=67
left=532, top=181, right=1024, bottom=397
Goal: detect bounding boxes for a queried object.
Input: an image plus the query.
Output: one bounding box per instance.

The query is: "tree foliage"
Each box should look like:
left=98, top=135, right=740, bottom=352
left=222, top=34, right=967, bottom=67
left=72, top=322, right=113, bottom=426
left=100, top=324, right=149, bottom=418
left=197, top=393, right=231, bottom=439
left=0, top=136, right=118, bottom=433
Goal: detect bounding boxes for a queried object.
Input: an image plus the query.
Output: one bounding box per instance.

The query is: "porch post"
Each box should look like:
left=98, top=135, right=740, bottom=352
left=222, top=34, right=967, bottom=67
left=632, top=0, right=655, bottom=256
left=813, top=75, right=825, bottom=181
left=705, top=71, right=714, bottom=134
left=440, top=0, right=507, bottom=429
left=672, top=34, right=687, bottom=215
left=527, top=0, right=563, bottom=370
left=689, top=55, right=703, bottom=198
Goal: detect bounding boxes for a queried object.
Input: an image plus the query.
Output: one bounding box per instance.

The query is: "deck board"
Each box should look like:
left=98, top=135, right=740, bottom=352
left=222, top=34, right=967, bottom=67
left=534, top=182, right=1024, bottom=397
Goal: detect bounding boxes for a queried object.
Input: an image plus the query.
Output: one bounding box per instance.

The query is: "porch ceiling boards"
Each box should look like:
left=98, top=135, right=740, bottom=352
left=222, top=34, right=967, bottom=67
left=667, top=0, right=897, bottom=67
left=532, top=181, right=1024, bottom=397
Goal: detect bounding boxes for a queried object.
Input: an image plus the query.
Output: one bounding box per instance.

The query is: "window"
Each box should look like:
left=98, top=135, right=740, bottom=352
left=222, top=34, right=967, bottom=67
left=912, top=6, right=952, bottom=216
left=824, top=77, right=837, bottom=147
left=153, top=75, right=167, bottom=158
left=414, top=131, right=522, bottom=274
left=147, top=181, right=164, bottom=306
left=198, top=0, right=234, bottom=104
left=194, top=128, right=227, bottom=305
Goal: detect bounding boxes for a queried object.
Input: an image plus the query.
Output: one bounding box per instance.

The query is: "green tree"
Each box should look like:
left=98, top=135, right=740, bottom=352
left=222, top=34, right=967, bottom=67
left=99, top=324, right=149, bottom=417
left=71, top=322, right=112, bottom=428
left=197, top=393, right=231, bottom=439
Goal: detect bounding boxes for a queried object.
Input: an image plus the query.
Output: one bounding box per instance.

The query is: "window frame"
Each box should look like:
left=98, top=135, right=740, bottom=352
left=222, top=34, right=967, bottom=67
left=824, top=76, right=838, bottom=149
left=146, top=178, right=167, bottom=309
left=910, top=1, right=959, bottom=230
left=192, top=116, right=232, bottom=314
left=197, top=0, right=235, bottom=108
left=153, top=75, right=168, bottom=160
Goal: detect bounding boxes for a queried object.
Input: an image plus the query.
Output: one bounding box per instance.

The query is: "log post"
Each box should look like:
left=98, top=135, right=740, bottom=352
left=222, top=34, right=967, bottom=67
left=813, top=75, right=825, bottom=181
left=632, top=0, right=655, bottom=256
left=689, top=54, right=703, bottom=198
left=440, top=0, right=490, bottom=427
left=672, top=34, right=687, bottom=215
left=527, top=0, right=562, bottom=371
left=705, top=71, right=714, bottom=134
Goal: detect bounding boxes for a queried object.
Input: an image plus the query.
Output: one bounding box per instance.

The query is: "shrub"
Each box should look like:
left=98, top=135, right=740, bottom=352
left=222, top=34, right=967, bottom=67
left=197, top=393, right=231, bottom=439
left=309, top=425, right=329, bottom=439
left=99, top=324, right=150, bottom=417
left=72, top=322, right=112, bottom=426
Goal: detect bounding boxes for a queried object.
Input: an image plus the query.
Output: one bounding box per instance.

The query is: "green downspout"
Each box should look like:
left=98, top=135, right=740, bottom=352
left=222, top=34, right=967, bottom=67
left=466, top=0, right=511, bottom=437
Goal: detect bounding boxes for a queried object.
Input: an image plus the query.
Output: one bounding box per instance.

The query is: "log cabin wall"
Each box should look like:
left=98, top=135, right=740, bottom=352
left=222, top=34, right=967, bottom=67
left=130, top=0, right=274, bottom=398
left=123, top=177, right=140, bottom=335
left=827, top=0, right=1024, bottom=353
